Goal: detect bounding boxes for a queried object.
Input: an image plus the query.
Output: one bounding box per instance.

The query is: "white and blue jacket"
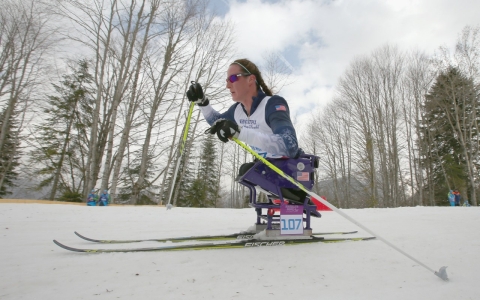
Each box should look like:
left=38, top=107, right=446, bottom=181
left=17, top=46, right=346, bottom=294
left=200, top=90, right=300, bottom=158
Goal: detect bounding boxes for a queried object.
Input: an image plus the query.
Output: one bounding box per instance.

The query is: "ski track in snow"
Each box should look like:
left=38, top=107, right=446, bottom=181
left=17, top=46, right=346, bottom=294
left=1, top=203, right=479, bottom=300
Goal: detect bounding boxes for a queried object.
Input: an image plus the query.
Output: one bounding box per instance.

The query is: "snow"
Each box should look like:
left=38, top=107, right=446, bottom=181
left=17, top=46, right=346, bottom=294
left=1, top=203, right=479, bottom=300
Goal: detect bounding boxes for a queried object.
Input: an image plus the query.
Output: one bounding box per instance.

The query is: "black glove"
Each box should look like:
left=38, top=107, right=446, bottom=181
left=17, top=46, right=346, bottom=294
left=206, top=119, right=240, bottom=143
left=186, top=82, right=209, bottom=106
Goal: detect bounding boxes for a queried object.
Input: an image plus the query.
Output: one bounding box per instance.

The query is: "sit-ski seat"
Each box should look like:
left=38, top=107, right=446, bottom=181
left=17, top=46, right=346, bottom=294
left=237, top=153, right=320, bottom=232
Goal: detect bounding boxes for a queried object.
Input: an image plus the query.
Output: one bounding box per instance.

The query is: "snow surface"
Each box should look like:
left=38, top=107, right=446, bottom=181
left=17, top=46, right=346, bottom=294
left=1, top=203, right=479, bottom=300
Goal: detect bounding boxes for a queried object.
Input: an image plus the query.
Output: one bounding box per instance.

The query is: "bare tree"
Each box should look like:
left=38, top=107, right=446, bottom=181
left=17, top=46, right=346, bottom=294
left=336, top=56, right=380, bottom=207
left=261, top=51, right=293, bottom=94
left=455, top=26, right=480, bottom=82
left=305, top=45, right=435, bottom=208
left=130, top=1, right=204, bottom=203
left=160, top=12, right=235, bottom=207
left=128, top=1, right=235, bottom=204
left=401, top=51, right=436, bottom=205
left=54, top=0, right=120, bottom=197
left=0, top=0, right=58, bottom=192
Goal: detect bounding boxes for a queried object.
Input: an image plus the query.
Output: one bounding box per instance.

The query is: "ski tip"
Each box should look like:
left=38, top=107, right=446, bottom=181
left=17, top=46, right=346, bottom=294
left=74, top=231, right=97, bottom=242
left=53, top=239, right=67, bottom=248
left=435, top=266, right=449, bottom=281
left=53, top=239, right=68, bottom=250
left=53, top=239, right=87, bottom=252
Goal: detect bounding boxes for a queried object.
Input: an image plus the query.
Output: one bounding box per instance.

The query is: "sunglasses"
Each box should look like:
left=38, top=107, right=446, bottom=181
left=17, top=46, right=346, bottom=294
left=226, top=73, right=251, bottom=83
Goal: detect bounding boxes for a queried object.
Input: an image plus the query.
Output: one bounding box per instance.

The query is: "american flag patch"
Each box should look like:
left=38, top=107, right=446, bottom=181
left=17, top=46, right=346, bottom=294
left=275, top=105, right=287, bottom=111
left=297, top=172, right=309, bottom=181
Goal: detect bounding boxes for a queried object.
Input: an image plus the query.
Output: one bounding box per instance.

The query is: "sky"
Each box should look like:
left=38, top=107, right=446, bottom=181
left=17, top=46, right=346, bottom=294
left=2, top=203, right=479, bottom=299
left=207, top=0, right=480, bottom=126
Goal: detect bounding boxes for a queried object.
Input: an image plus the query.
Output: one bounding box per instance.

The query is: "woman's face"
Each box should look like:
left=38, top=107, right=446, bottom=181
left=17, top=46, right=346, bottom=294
left=226, top=64, right=253, bottom=103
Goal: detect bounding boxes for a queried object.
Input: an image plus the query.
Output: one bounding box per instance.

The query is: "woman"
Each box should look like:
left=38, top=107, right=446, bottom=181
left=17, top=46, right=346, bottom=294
left=188, top=59, right=316, bottom=207
left=187, top=58, right=301, bottom=159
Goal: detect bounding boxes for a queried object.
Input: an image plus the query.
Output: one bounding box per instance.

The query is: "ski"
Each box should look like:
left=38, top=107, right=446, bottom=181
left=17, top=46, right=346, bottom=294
left=53, top=236, right=375, bottom=253
left=74, top=230, right=359, bottom=244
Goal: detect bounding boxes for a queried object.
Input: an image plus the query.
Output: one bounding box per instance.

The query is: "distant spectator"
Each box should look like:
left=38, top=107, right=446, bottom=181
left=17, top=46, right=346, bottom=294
left=87, top=189, right=98, bottom=206
left=98, top=190, right=110, bottom=206
left=463, top=199, right=471, bottom=207
left=447, top=190, right=455, bottom=206
left=453, top=190, right=461, bottom=207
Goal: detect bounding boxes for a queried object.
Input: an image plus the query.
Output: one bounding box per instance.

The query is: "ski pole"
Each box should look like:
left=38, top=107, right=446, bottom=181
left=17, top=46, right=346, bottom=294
left=166, top=90, right=196, bottom=210
left=232, top=137, right=449, bottom=281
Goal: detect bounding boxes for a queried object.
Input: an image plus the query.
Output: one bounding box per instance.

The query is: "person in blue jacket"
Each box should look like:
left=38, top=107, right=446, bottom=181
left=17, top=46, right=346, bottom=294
left=87, top=189, right=98, bottom=206
left=447, top=190, right=455, bottom=206
left=98, top=190, right=110, bottom=206
left=187, top=58, right=300, bottom=160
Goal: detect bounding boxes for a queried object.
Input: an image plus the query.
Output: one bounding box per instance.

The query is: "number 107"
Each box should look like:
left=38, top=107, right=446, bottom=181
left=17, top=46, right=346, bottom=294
left=281, top=218, right=302, bottom=230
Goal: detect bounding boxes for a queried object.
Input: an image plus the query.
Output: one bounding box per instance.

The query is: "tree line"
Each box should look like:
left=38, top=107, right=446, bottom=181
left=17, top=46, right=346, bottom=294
left=0, top=0, right=290, bottom=206
left=1, top=0, right=478, bottom=208
left=0, top=0, right=234, bottom=204
left=302, top=27, right=479, bottom=208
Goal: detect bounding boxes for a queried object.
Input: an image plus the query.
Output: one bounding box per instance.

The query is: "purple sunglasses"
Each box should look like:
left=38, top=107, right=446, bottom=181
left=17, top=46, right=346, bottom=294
left=226, top=73, right=251, bottom=83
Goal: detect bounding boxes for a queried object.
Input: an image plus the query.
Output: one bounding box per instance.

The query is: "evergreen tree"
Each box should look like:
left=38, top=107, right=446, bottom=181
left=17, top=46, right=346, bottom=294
left=183, top=134, right=219, bottom=207
left=165, top=142, right=194, bottom=207
left=117, top=149, right=158, bottom=204
left=0, top=109, right=21, bottom=197
left=199, top=134, right=220, bottom=207
left=184, top=178, right=206, bottom=207
left=30, top=60, right=94, bottom=200
left=421, top=67, right=479, bottom=204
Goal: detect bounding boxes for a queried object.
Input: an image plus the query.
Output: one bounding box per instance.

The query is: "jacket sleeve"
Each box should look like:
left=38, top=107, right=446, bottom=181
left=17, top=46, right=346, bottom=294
left=199, top=103, right=237, bottom=126
left=265, top=96, right=300, bottom=158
